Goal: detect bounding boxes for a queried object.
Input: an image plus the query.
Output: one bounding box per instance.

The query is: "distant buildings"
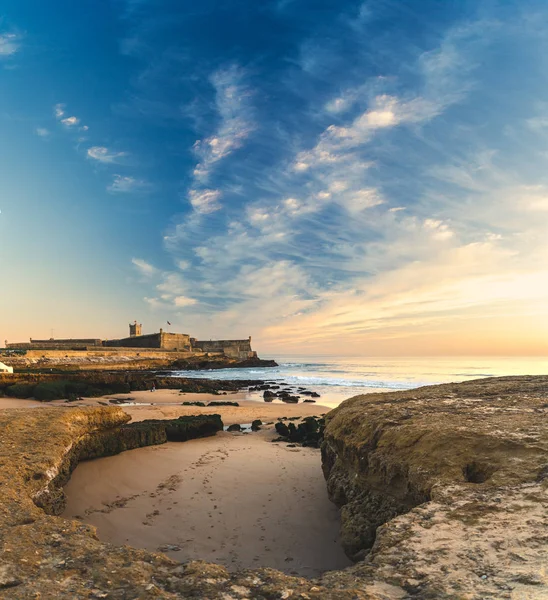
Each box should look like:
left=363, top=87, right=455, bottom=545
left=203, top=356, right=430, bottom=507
left=5, top=323, right=256, bottom=360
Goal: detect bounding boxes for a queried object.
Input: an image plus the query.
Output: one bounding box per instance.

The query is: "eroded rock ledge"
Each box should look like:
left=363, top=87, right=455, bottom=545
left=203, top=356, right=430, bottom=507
left=1, top=376, right=547, bottom=599
left=321, top=375, right=548, bottom=598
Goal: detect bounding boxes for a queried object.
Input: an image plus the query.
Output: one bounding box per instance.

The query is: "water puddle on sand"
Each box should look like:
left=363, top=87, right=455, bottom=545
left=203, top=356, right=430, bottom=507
left=62, top=430, right=351, bottom=577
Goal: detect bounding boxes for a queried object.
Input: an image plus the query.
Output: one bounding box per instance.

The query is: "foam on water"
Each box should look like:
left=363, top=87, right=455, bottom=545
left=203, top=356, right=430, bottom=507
left=168, top=355, right=548, bottom=408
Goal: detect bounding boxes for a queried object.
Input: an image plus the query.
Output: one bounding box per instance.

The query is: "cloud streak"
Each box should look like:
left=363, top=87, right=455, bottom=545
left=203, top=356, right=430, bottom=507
left=0, top=33, right=20, bottom=58
left=183, top=64, right=255, bottom=215
left=87, top=146, right=128, bottom=163
left=108, top=174, right=149, bottom=194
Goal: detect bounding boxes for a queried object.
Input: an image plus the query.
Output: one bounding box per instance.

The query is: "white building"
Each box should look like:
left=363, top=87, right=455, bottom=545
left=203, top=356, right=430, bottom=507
left=0, top=362, right=14, bottom=374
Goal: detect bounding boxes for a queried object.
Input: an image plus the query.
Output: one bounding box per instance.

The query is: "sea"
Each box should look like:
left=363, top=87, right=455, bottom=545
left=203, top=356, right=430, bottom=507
left=171, top=355, right=548, bottom=409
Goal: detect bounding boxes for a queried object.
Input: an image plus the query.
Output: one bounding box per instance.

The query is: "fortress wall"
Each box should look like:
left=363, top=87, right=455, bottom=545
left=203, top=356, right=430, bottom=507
left=7, top=339, right=103, bottom=350
left=193, top=339, right=255, bottom=359
left=159, top=332, right=191, bottom=351
left=103, top=333, right=162, bottom=348
left=10, top=349, right=211, bottom=360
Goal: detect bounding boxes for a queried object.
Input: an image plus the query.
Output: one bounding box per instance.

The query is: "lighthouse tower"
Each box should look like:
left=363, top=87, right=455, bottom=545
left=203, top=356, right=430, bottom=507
left=129, top=321, right=142, bottom=337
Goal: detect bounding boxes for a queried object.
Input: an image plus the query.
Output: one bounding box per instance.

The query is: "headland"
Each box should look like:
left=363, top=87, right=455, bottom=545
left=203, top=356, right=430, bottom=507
left=2, top=322, right=277, bottom=372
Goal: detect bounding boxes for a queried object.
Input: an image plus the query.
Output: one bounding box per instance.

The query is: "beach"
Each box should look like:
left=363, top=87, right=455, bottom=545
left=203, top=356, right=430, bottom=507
left=0, top=389, right=328, bottom=423
left=0, top=389, right=349, bottom=576
left=63, top=427, right=351, bottom=577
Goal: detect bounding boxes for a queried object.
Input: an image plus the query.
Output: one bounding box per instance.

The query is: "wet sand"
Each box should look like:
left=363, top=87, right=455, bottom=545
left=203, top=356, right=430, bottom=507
left=63, top=428, right=351, bottom=577
left=0, top=389, right=329, bottom=425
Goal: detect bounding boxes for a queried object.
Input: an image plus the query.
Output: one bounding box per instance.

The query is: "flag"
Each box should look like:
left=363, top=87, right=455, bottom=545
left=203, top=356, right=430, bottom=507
left=167, top=321, right=171, bottom=325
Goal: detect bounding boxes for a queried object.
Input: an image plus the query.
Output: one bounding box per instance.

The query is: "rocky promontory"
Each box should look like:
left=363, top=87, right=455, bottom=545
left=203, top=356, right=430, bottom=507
left=1, top=376, right=547, bottom=598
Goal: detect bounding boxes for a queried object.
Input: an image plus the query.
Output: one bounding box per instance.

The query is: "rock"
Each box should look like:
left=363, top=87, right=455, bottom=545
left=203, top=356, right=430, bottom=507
left=321, top=375, right=548, bottom=598
left=251, top=420, right=262, bottom=431
left=134, top=415, right=223, bottom=442
left=263, top=391, right=276, bottom=400
left=272, top=417, right=325, bottom=447
left=1, top=376, right=547, bottom=599
left=227, top=424, right=241, bottom=432
left=182, top=401, right=206, bottom=407
left=275, top=422, right=290, bottom=437
left=303, top=399, right=316, bottom=403
left=281, top=396, right=299, bottom=404
left=207, top=401, right=239, bottom=407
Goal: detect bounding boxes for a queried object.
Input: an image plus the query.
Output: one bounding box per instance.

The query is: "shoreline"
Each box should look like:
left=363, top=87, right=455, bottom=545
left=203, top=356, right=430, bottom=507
left=0, top=389, right=331, bottom=424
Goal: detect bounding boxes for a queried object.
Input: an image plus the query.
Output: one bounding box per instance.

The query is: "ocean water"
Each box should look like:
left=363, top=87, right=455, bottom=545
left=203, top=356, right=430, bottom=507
left=172, top=355, right=548, bottom=408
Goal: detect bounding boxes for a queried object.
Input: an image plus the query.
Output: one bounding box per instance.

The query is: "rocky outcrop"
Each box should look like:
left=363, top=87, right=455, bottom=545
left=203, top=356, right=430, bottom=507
left=2, top=376, right=548, bottom=599
left=321, top=375, right=548, bottom=597
left=168, top=356, right=278, bottom=370
left=0, top=371, right=267, bottom=401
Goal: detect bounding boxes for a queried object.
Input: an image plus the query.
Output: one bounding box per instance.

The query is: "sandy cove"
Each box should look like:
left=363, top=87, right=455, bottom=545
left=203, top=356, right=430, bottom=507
left=0, top=390, right=348, bottom=578
left=63, top=428, right=350, bottom=577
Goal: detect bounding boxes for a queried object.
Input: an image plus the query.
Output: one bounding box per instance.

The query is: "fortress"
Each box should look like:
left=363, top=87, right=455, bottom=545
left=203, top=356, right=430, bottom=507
left=5, top=323, right=256, bottom=360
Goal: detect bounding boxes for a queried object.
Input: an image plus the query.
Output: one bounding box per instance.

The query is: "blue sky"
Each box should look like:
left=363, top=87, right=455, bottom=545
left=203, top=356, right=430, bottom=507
left=2, top=0, right=548, bottom=354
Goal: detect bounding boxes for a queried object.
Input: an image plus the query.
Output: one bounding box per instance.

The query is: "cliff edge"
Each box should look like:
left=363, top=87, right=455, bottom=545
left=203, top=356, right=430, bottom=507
left=321, top=375, right=548, bottom=598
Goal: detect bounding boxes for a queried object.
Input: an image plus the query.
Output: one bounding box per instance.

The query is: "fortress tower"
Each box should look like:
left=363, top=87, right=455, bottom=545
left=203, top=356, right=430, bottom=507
left=129, top=321, right=142, bottom=337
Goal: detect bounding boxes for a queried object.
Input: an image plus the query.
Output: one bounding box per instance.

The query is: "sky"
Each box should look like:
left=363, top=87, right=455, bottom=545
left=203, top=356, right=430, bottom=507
left=1, top=0, right=548, bottom=356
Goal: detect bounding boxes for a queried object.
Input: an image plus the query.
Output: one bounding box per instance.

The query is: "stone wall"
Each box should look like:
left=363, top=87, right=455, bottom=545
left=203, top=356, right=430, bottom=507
left=103, top=332, right=191, bottom=350
left=104, top=333, right=163, bottom=348
left=159, top=332, right=192, bottom=351
left=7, top=339, right=103, bottom=350
left=192, top=338, right=255, bottom=359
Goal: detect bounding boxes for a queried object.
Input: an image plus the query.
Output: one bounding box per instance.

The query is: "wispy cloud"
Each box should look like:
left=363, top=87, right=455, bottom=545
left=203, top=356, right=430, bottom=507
left=188, top=188, right=223, bottom=214
left=132, top=258, right=157, bottom=277
left=128, top=4, right=548, bottom=353
left=35, top=127, right=50, bottom=138
left=137, top=267, right=198, bottom=312
left=53, top=104, right=85, bottom=129
left=108, top=174, right=149, bottom=194
left=61, top=116, right=80, bottom=127
left=192, top=65, right=255, bottom=183
left=0, top=33, right=20, bottom=58
left=183, top=64, right=255, bottom=215
left=87, top=146, right=128, bottom=163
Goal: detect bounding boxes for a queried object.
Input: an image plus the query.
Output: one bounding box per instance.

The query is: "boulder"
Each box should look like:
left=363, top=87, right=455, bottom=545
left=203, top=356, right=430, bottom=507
left=251, top=419, right=262, bottom=431
left=227, top=423, right=241, bottom=432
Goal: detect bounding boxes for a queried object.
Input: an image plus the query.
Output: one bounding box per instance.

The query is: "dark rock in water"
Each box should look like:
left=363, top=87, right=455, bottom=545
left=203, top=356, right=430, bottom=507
left=227, top=424, right=241, bottom=432
left=207, top=401, right=239, bottom=407
left=97, top=401, right=109, bottom=406
left=310, top=392, right=320, bottom=398
left=251, top=419, right=262, bottom=431
left=263, top=395, right=274, bottom=403
left=170, top=357, right=278, bottom=370
left=275, top=422, right=290, bottom=437
left=263, top=390, right=276, bottom=399
left=303, top=399, right=316, bottom=403
left=182, top=401, right=206, bottom=407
